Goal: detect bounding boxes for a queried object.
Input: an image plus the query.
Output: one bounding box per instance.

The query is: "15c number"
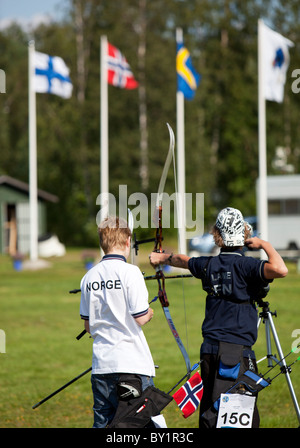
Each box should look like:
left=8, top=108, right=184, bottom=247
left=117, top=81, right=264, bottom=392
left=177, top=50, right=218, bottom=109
left=220, top=412, right=251, bottom=427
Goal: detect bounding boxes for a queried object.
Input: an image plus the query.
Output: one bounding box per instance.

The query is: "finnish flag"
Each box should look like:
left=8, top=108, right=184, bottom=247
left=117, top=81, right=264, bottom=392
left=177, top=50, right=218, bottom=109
left=33, top=51, right=73, bottom=99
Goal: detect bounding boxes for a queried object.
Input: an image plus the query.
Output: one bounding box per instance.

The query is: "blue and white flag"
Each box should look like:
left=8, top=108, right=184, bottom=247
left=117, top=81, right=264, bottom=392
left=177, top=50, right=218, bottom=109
left=176, top=42, right=201, bottom=100
left=33, top=51, right=73, bottom=99
left=260, top=22, right=294, bottom=103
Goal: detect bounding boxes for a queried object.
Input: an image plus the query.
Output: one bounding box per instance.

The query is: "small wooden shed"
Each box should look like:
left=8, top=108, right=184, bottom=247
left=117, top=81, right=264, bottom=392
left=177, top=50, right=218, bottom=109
left=0, top=175, right=58, bottom=255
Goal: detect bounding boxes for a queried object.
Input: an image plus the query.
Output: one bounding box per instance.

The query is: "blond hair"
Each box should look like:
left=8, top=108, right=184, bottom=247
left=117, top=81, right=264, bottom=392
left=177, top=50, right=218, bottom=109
left=211, top=222, right=252, bottom=249
left=98, top=216, right=131, bottom=254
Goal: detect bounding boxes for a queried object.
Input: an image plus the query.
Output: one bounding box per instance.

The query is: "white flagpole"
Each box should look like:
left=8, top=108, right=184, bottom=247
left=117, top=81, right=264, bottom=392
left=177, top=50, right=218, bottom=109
left=28, top=41, right=39, bottom=261
left=257, top=19, right=268, bottom=258
left=100, top=35, right=109, bottom=224
left=176, top=28, right=187, bottom=255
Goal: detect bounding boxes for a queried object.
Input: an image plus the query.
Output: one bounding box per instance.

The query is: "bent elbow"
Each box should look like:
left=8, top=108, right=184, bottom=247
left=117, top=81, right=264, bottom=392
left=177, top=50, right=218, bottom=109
left=277, top=265, right=288, bottom=278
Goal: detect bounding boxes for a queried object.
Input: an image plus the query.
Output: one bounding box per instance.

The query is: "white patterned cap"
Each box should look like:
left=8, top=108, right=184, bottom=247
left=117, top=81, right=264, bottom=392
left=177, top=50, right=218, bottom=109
left=215, top=207, right=245, bottom=247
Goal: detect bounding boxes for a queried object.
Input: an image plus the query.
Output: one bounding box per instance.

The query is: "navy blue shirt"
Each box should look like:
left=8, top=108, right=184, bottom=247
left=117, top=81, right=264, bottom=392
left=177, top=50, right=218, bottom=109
left=188, top=249, right=272, bottom=347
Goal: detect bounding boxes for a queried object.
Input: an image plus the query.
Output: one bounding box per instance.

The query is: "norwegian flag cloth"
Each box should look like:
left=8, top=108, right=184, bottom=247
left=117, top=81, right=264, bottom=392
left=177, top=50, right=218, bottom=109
left=106, top=43, right=138, bottom=89
left=172, top=371, right=203, bottom=418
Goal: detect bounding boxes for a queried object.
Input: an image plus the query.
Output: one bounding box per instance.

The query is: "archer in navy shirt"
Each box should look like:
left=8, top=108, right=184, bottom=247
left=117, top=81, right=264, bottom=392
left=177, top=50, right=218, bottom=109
left=149, top=207, right=288, bottom=428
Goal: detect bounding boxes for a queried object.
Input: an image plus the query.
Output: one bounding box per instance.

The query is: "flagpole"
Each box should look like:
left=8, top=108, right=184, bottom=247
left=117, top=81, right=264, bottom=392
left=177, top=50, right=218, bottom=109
left=100, top=35, right=109, bottom=224
left=257, top=19, right=268, bottom=259
left=176, top=28, right=187, bottom=255
left=28, top=40, right=39, bottom=261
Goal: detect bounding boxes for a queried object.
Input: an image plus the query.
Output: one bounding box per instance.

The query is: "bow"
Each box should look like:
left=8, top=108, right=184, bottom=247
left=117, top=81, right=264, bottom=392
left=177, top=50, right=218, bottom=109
left=133, top=124, right=191, bottom=376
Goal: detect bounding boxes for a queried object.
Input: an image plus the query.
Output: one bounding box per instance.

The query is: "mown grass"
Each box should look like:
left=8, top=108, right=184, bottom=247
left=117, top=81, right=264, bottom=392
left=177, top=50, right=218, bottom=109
left=0, top=248, right=299, bottom=428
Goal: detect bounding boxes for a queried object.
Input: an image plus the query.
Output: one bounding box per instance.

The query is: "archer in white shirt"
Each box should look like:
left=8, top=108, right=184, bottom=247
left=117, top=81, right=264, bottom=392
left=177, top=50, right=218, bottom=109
left=79, top=216, right=155, bottom=427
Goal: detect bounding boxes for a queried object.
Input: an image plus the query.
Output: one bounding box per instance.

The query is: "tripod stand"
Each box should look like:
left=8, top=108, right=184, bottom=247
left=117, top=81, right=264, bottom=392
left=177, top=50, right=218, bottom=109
left=257, top=299, right=300, bottom=425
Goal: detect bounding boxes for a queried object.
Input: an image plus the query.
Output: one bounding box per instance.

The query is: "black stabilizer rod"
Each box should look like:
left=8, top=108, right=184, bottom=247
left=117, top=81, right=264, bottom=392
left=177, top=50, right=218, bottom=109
left=32, top=367, right=92, bottom=409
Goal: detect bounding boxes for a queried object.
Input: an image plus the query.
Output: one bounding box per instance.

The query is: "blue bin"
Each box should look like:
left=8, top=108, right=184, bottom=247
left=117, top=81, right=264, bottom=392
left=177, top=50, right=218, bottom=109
left=13, top=260, right=22, bottom=271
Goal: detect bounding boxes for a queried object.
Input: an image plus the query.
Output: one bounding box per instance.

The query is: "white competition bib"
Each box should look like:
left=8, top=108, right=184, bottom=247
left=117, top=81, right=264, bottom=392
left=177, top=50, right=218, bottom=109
left=216, top=394, right=256, bottom=428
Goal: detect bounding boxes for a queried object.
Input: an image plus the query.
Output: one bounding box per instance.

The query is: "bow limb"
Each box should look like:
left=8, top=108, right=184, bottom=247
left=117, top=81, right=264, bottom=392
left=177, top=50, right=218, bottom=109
left=152, top=124, right=191, bottom=376
left=156, top=123, right=175, bottom=206
left=154, top=255, right=191, bottom=376
left=155, top=256, right=191, bottom=376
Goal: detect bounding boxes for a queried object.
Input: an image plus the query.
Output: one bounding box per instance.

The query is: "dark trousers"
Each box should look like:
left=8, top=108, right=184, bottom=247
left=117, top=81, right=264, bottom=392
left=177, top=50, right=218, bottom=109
left=199, top=352, right=260, bottom=428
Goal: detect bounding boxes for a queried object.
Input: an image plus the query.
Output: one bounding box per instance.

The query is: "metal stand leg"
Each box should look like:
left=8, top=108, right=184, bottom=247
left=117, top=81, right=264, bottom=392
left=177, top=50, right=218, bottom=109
left=257, top=301, right=300, bottom=425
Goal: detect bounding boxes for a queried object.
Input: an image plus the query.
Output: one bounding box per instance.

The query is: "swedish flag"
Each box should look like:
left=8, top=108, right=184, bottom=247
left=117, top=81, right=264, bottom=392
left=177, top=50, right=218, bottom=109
left=176, top=42, right=201, bottom=99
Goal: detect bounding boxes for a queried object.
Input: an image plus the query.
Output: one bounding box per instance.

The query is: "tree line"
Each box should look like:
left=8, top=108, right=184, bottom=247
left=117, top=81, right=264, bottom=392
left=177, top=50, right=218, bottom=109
left=0, top=0, right=299, bottom=247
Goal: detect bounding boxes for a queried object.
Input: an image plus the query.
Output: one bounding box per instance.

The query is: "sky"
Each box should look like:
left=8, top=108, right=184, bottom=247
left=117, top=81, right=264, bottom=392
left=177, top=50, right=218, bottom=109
left=0, top=0, right=67, bottom=30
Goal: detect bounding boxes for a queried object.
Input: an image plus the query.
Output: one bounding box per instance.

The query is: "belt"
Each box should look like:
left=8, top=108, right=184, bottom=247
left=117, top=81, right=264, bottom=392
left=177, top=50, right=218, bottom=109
left=202, top=337, right=252, bottom=351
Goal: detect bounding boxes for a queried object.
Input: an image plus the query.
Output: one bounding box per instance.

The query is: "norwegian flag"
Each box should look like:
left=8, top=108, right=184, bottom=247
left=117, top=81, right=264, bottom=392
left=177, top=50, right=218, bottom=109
left=106, top=43, right=138, bottom=89
left=172, top=371, right=203, bottom=418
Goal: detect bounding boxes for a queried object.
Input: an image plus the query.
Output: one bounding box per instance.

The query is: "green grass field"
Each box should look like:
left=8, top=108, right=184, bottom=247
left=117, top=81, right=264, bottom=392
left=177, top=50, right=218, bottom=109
left=0, top=248, right=299, bottom=428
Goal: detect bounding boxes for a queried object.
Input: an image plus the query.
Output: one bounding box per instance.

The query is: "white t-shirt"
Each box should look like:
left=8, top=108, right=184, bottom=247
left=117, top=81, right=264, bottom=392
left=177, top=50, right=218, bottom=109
left=80, top=254, right=155, bottom=377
